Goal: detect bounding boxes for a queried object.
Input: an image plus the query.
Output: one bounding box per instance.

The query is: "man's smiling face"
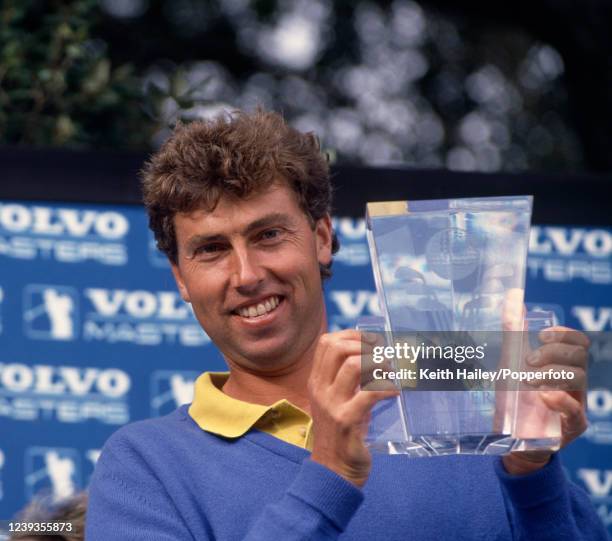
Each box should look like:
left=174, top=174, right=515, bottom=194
left=171, top=181, right=333, bottom=373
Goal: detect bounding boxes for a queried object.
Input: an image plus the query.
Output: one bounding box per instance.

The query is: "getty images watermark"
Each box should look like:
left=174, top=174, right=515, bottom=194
left=360, top=331, right=589, bottom=392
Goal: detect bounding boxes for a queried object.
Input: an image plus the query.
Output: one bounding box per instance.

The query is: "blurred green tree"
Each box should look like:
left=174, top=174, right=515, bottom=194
left=0, top=0, right=153, bottom=148
left=1, top=0, right=609, bottom=173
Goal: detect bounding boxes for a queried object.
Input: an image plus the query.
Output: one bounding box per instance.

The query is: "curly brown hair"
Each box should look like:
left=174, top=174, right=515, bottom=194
left=141, top=109, right=339, bottom=279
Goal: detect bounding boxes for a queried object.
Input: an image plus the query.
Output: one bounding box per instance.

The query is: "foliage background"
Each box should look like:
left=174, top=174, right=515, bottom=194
left=1, top=0, right=611, bottom=172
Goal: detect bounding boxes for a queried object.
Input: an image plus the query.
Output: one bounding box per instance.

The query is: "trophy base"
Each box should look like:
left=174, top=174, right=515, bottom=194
left=367, top=434, right=561, bottom=456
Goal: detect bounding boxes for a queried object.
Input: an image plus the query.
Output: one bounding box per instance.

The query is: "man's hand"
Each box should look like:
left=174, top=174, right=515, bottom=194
left=308, top=330, right=399, bottom=488
left=502, top=326, right=590, bottom=475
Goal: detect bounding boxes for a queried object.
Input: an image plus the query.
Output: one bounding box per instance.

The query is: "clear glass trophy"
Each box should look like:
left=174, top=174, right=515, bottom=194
left=360, top=196, right=564, bottom=456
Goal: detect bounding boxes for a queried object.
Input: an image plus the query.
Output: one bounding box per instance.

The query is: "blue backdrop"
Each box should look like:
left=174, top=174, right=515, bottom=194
left=0, top=200, right=610, bottom=533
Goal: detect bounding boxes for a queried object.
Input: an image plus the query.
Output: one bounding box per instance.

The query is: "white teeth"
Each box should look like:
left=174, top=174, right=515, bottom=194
left=237, top=296, right=281, bottom=318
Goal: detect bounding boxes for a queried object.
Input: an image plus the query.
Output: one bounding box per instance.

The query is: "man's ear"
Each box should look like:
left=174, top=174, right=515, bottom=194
left=315, top=214, right=333, bottom=266
left=171, top=262, right=191, bottom=303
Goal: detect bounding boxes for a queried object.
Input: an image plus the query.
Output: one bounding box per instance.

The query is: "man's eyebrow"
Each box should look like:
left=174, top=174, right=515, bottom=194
left=243, top=213, right=297, bottom=235
left=184, top=213, right=297, bottom=252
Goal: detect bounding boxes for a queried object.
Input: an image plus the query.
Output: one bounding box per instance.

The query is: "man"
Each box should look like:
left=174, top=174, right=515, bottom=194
left=86, top=110, right=607, bottom=540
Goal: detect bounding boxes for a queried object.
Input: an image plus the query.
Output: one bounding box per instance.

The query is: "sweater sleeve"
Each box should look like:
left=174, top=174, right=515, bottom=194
left=86, top=440, right=196, bottom=541
left=86, top=431, right=363, bottom=541
left=243, top=459, right=364, bottom=540
left=495, top=453, right=609, bottom=541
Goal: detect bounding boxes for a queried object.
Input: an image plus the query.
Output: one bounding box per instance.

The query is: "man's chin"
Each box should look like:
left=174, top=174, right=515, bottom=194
left=227, top=343, right=301, bottom=373
left=240, top=352, right=294, bottom=372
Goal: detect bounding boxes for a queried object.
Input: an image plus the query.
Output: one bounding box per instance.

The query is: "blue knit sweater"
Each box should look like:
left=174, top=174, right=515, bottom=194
left=86, top=405, right=607, bottom=540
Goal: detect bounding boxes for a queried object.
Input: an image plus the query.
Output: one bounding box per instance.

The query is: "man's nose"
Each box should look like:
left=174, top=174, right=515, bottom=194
left=229, top=246, right=264, bottom=291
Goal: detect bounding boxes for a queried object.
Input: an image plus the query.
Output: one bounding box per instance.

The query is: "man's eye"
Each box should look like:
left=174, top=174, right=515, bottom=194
left=260, top=229, right=282, bottom=241
left=194, top=244, right=224, bottom=256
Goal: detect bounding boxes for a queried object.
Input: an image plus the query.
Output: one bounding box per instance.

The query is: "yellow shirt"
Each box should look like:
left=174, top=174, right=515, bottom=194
left=188, top=372, right=314, bottom=450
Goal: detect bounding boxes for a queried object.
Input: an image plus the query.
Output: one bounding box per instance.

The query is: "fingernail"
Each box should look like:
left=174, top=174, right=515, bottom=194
left=527, top=350, right=541, bottom=365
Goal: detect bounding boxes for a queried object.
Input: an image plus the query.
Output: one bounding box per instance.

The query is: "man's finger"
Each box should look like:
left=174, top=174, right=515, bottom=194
left=539, top=390, right=585, bottom=419
left=526, top=342, right=588, bottom=369
left=352, top=352, right=398, bottom=393
left=348, top=389, right=400, bottom=421
left=539, top=390, right=588, bottom=442
left=333, top=355, right=362, bottom=399
left=538, top=326, right=590, bottom=348
left=315, top=335, right=363, bottom=385
left=334, top=354, right=397, bottom=398
left=319, top=330, right=382, bottom=385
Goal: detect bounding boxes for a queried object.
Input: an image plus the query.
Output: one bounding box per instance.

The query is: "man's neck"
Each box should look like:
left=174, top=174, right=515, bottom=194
left=221, top=312, right=328, bottom=414
left=221, top=360, right=313, bottom=414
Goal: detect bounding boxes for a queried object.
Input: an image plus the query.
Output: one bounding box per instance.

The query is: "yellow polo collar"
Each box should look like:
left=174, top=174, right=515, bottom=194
left=188, top=372, right=313, bottom=450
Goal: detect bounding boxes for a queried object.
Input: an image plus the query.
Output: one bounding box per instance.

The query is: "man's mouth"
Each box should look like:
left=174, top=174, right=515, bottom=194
left=234, top=295, right=283, bottom=319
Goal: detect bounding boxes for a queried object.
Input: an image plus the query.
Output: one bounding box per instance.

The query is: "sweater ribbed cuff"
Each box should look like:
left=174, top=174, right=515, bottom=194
left=494, top=453, right=566, bottom=508
left=286, top=458, right=364, bottom=532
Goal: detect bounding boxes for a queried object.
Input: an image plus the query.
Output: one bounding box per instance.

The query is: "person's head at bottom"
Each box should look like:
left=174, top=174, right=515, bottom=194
left=9, top=492, right=87, bottom=541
